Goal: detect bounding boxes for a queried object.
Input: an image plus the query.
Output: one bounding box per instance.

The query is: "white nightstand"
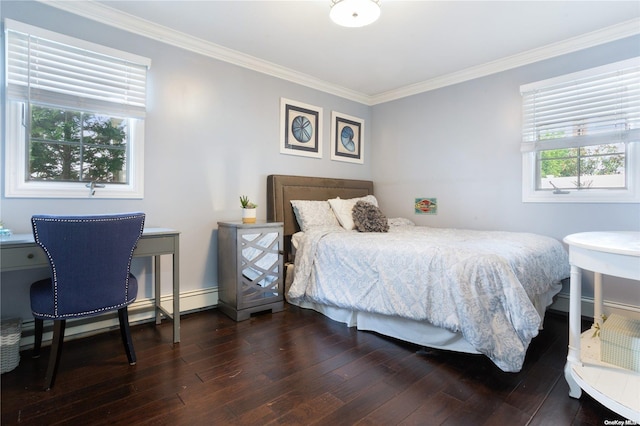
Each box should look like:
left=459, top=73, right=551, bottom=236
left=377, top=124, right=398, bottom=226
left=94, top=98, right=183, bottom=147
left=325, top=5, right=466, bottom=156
left=563, top=231, right=640, bottom=422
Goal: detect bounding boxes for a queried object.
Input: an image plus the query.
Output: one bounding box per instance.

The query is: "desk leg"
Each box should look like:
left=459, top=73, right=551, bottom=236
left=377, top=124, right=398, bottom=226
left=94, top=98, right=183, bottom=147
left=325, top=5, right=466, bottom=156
left=154, top=255, right=162, bottom=325
left=172, top=238, right=180, bottom=343
left=565, top=264, right=583, bottom=399
left=151, top=239, right=179, bottom=343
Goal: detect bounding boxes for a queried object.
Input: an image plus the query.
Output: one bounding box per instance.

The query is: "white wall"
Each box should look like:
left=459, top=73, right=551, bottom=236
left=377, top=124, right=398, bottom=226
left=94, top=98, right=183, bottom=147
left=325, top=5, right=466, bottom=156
left=370, top=35, right=640, bottom=309
left=0, top=2, right=372, bottom=322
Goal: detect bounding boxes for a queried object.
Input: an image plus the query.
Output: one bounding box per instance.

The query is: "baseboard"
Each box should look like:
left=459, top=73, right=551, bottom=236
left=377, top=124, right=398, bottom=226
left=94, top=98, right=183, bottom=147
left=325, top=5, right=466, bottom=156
left=17, top=287, right=219, bottom=349
left=549, top=293, right=640, bottom=321
left=17, top=289, right=639, bottom=349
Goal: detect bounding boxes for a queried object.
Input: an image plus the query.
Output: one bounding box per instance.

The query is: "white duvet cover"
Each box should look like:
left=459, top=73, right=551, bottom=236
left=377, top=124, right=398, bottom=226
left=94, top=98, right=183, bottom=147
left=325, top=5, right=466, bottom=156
left=288, top=224, right=569, bottom=372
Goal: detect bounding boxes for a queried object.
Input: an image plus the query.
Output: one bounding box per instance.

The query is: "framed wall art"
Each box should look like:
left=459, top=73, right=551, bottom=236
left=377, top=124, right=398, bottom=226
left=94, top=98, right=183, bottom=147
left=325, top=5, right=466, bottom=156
left=415, top=198, right=438, bottom=215
left=280, top=98, right=323, bottom=158
left=331, top=111, right=364, bottom=164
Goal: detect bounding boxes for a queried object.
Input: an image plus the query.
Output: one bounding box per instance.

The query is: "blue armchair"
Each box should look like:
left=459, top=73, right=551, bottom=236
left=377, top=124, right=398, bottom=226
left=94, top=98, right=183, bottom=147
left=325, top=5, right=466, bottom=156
left=30, top=212, right=145, bottom=390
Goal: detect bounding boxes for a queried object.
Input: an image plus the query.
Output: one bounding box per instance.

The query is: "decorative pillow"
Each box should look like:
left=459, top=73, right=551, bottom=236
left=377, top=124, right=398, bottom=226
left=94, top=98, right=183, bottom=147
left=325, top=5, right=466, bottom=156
left=290, top=200, right=340, bottom=231
left=352, top=201, right=389, bottom=233
left=328, top=195, right=378, bottom=230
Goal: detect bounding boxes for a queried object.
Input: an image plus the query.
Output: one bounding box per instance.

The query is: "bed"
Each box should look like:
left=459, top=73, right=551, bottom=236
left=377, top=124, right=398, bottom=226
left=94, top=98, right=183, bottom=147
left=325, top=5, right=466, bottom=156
left=266, top=174, right=569, bottom=372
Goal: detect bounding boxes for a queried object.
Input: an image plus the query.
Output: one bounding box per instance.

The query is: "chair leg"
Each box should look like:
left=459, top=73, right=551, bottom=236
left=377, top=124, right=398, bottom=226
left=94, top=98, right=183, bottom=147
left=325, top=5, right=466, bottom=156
left=118, top=307, right=136, bottom=365
left=44, top=320, right=66, bottom=391
left=32, top=318, right=44, bottom=358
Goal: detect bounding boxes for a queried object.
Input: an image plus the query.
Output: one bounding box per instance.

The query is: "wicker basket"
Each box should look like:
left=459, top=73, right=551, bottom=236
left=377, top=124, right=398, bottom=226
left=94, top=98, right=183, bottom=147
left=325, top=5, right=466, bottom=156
left=600, top=314, right=640, bottom=372
left=1, top=318, right=22, bottom=374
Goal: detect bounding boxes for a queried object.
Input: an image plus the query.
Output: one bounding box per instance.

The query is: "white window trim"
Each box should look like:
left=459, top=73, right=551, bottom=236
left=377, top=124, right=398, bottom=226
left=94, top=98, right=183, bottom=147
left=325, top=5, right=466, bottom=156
left=5, top=102, right=145, bottom=199
left=522, top=142, right=640, bottom=203
left=3, top=19, right=148, bottom=199
left=521, top=57, right=640, bottom=204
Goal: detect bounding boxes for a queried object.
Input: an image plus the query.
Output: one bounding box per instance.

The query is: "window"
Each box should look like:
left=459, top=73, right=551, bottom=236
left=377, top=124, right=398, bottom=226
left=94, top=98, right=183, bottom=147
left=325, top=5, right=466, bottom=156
left=4, top=19, right=151, bottom=198
left=520, top=57, right=640, bottom=203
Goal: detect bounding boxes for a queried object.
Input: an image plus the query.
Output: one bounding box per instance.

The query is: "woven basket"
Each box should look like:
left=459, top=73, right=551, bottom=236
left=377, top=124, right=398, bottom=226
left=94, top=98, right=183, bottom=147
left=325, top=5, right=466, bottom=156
left=1, top=318, right=22, bottom=374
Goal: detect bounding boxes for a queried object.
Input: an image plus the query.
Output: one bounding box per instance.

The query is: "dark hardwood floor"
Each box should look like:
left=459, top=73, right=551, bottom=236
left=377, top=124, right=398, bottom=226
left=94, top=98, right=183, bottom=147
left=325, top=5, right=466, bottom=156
left=1, top=305, right=629, bottom=425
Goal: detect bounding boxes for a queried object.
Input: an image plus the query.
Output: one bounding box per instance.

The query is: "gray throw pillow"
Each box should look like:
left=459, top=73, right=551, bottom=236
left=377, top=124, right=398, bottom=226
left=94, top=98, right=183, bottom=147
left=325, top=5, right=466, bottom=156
left=352, top=201, right=389, bottom=233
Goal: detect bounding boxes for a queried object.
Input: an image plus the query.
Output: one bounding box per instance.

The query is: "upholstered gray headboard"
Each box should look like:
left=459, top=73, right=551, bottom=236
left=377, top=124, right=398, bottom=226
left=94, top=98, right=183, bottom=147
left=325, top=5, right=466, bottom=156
left=267, top=174, right=374, bottom=260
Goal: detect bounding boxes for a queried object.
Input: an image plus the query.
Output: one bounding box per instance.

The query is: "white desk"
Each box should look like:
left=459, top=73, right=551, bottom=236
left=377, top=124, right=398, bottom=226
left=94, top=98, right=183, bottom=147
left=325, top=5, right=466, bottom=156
left=0, top=228, right=180, bottom=343
left=563, top=231, right=640, bottom=422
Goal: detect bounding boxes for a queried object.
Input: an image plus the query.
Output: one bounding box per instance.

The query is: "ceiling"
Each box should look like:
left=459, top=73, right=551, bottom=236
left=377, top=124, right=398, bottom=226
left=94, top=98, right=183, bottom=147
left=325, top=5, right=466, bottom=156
left=48, top=1, right=640, bottom=105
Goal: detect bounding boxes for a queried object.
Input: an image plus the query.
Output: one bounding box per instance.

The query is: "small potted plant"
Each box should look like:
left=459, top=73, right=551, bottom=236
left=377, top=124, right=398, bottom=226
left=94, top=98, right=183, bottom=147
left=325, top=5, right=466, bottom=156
left=240, top=195, right=257, bottom=224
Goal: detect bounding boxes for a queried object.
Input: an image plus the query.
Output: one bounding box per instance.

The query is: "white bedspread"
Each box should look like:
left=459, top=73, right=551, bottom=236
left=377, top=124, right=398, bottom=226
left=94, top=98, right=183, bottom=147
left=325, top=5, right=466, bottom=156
left=288, top=225, right=568, bottom=372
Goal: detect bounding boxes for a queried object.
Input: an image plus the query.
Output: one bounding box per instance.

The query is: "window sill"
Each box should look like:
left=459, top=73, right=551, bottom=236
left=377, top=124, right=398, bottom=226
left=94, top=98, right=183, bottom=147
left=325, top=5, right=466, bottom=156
left=522, top=189, right=640, bottom=203
left=4, top=181, right=143, bottom=199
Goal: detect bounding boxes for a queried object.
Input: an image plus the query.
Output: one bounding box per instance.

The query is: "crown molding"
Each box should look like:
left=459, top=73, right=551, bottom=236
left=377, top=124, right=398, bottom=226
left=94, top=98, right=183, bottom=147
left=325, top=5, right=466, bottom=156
left=37, top=1, right=640, bottom=106
left=38, top=0, right=372, bottom=105
left=370, top=18, right=640, bottom=105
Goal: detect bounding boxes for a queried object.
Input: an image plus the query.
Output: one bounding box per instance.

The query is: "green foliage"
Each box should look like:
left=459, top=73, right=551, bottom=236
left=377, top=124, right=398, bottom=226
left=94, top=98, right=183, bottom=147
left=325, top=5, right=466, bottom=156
left=579, top=145, right=624, bottom=175
left=540, top=149, right=576, bottom=177
left=29, top=105, right=127, bottom=183
left=540, top=145, right=624, bottom=179
left=239, top=195, right=256, bottom=208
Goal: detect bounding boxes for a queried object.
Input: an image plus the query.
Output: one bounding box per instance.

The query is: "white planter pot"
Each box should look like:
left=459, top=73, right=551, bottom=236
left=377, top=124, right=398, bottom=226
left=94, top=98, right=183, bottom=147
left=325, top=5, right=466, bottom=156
left=242, top=208, right=257, bottom=224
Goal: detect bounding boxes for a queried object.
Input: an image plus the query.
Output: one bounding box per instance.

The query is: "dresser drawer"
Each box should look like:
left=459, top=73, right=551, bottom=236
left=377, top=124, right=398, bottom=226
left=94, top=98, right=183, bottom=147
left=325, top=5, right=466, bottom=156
left=1, top=246, right=48, bottom=271
left=134, top=235, right=177, bottom=256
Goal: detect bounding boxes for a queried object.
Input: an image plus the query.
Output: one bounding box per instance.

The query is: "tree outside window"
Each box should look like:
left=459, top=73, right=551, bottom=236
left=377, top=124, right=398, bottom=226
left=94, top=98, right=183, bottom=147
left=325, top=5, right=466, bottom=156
left=538, top=144, right=626, bottom=190
left=29, top=105, right=128, bottom=184
left=537, top=124, right=626, bottom=190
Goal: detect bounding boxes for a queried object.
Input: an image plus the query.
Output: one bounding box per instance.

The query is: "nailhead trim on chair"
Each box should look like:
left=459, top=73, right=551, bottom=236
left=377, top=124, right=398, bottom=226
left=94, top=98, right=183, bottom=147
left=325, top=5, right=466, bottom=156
left=31, top=214, right=145, bottom=319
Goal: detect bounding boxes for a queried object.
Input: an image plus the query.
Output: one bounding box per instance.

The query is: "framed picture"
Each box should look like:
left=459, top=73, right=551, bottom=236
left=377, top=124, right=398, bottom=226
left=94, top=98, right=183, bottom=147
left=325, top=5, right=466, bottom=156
left=280, top=98, right=322, bottom=158
left=415, top=198, right=438, bottom=215
left=331, top=111, right=364, bottom=164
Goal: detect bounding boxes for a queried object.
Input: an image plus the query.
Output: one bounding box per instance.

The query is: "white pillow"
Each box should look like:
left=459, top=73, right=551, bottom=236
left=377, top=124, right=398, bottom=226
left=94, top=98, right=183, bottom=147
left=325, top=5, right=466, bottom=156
left=291, top=231, right=305, bottom=250
left=328, top=195, right=378, bottom=230
left=290, top=200, right=341, bottom=231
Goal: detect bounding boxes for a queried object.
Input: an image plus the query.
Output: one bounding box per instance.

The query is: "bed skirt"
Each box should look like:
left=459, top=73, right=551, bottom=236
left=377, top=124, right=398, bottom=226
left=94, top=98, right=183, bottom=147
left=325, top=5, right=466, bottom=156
left=286, top=262, right=560, bottom=356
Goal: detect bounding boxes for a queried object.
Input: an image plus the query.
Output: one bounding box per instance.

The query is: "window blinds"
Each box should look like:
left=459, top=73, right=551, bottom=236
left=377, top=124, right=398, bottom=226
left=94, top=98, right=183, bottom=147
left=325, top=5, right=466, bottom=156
left=520, top=57, right=640, bottom=153
left=5, top=19, right=151, bottom=118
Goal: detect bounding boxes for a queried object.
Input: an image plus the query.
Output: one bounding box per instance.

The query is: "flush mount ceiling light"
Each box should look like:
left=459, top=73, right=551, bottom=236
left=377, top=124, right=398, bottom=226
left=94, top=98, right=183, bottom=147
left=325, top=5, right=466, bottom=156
left=330, top=0, right=381, bottom=28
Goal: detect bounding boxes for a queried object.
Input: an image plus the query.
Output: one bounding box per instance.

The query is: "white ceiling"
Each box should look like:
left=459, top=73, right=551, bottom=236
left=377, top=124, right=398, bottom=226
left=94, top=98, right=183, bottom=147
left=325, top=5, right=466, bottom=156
left=49, top=1, right=640, bottom=104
